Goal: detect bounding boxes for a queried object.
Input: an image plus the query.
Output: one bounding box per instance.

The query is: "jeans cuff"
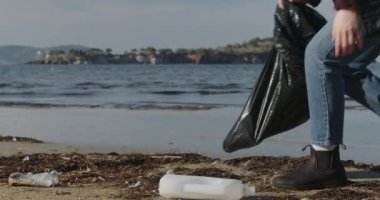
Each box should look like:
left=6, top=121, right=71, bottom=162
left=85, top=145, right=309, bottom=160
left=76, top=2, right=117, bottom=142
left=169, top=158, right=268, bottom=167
left=312, top=140, right=341, bottom=146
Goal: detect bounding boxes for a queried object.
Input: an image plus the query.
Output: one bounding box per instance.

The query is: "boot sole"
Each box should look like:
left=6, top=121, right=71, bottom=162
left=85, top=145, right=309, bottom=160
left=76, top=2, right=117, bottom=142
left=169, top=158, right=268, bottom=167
left=272, top=179, right=348, bottom=191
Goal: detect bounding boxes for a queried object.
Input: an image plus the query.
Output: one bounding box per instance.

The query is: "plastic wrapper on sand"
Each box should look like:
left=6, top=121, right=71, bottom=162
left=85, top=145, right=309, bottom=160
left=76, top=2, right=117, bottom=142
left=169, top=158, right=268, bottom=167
left=9, top=171, right=60, bottom=187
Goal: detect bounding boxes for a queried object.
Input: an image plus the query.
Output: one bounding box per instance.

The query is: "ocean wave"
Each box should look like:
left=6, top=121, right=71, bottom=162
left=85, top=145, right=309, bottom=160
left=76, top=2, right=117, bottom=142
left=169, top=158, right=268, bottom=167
left=0, top=91, right=42, bottom=96
left=0, top=83, right=11, bottom=88
left=0, top=100, right=369, bottom=111
left=345, top=105, right=369, bottom=111
left=0, top=101, right=69, bottom=108
left=0, top=91, right=97, bottom=97
left=0, top=82, right=52, bottom=89
left=147, top=91, right=190, bottom=95
left=141, top=90, right=245, bottom=96
left=124, top=82, right=244, bottom=90
left=124, top=81, right=177, bottom=88
left=193, top=83, right=241, bottom=90
left=110, top=103, right=224, bottom=110
left=74, top=82, right=122, bottom=89
left=0, top=101, right=226, bottom=110
left=199, top=90, right=243, bottom=95
left=57, top=91, right=97, bottom=96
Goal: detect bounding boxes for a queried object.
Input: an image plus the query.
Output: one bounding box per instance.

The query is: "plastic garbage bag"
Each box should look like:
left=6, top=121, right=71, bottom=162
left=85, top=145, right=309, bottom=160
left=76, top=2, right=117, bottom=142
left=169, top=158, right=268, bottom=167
left=223, top=3, right=327, bottom=153
left=358, top=0, right=380, bottom=36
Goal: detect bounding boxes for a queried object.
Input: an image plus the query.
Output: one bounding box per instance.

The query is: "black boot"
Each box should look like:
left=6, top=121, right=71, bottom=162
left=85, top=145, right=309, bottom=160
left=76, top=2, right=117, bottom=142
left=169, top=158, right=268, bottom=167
left=272, top=146, right=347, bottom=190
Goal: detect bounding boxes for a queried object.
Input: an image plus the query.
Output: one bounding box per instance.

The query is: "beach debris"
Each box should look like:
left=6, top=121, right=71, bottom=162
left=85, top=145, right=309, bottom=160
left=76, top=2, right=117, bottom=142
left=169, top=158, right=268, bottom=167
left=91, top=177, right=97, bottom=183
left=9, top=170, right=60, bottom=187
left=150, top=155, right=183, bottom=160
left=107, top=152, right=119, bottom=156
left=61, top=156, right=71, bottom=161
left=211, top=161, right=219, bottom=166
left=1, top=152, right=380, bottom=199
left=98, top=176, right=105, bottom=182
left=91, top=176, right=105, bottom=183
left=262, top=175, right=268, bottom=185
left=159, top=171, right=255, bottom=200
left=22, top=156, right=30, bottom=163
left=55, top=191, right=71, bottom=196
left=128, top=181, right=142, bottom=188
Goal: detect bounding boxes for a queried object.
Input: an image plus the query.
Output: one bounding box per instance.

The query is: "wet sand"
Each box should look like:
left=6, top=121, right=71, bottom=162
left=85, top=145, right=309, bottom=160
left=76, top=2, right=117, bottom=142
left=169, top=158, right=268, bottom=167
left=0, top=106, right=380, bottom=163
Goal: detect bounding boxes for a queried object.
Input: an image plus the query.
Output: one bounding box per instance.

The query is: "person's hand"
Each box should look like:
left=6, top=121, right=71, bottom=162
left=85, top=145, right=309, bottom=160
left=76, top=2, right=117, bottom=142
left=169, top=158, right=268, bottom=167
left=278, top=0, right=313, bottom=9
left=332, top=7, right=363, bottom=57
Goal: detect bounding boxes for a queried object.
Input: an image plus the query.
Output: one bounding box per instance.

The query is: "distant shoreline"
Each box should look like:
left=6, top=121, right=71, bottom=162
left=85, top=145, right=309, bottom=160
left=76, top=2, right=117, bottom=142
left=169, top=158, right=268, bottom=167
left=27, top=51, right=270, bottom=65
left=24, top=38, right=273, bottom=65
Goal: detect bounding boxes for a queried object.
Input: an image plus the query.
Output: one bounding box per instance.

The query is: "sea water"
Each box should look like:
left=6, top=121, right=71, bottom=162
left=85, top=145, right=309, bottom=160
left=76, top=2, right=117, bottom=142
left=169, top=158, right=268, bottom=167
left=1, top=64, right=380, bottom=163
left=0, top=64, right=262, bottom=109
left=1, top=63, right=378, bottom=110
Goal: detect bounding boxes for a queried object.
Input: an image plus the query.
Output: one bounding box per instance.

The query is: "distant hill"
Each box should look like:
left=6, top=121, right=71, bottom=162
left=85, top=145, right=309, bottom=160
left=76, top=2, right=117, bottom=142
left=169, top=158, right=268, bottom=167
left=215, top=37, right=273, bottom=54
left=0, top=45, right=89, bottom=65
left=45, top=45, right=89, bottom=53
left=0, top=38, right=275, bottom=65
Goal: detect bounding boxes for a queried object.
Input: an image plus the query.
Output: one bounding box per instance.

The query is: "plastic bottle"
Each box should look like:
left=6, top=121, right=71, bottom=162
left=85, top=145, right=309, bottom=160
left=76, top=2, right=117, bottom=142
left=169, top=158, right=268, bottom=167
left=8, top=171, right=60, bottom=187
left=159, top=171, right=255, bottom=200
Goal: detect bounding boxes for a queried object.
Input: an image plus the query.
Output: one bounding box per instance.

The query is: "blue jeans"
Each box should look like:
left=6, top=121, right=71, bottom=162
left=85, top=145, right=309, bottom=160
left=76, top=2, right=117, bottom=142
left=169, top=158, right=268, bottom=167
left=305, top=21, right=380, bottom=146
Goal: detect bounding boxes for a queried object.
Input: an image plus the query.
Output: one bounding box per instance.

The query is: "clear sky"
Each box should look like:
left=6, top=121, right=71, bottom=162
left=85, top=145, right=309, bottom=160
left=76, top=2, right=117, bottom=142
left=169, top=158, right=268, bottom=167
left=0, top=0, right=335, bottom=52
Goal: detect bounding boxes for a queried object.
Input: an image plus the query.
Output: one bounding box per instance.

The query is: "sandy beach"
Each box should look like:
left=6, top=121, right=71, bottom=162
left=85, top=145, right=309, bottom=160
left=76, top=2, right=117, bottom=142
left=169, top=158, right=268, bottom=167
left=0, top=104, right=379, bottom=199
left=0, top=141, right=380, bottom=200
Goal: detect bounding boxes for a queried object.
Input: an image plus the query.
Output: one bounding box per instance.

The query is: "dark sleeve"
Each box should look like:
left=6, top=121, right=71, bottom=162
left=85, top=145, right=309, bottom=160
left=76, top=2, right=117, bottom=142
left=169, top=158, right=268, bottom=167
left=333, top=0, right=357, bottom=9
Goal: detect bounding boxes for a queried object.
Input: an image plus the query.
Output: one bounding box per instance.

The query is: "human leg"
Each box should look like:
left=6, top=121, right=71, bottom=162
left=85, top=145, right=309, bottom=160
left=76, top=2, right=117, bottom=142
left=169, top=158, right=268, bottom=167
left=305, top=23, right=380, bottom=146
left=272, top=21, right=380, bottom=190
left=344, top=39, right=380, bottom=115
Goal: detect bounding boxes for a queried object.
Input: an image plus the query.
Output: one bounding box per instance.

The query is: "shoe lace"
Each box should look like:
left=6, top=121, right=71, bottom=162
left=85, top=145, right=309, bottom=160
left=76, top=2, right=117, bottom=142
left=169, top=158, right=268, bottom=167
left=302, top=145, right=312, bottom=152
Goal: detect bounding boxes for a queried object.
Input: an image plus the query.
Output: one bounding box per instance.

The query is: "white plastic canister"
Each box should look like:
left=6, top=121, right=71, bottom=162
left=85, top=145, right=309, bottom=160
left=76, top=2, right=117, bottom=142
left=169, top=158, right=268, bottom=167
left=159, top=171, right=255, bottom=200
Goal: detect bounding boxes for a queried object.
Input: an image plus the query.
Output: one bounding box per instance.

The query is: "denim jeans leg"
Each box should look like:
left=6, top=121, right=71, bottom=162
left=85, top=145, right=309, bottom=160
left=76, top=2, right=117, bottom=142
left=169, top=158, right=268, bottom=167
left=344, top=41, right=380, bottom=116
left=305, top=21, right=380, bottom=145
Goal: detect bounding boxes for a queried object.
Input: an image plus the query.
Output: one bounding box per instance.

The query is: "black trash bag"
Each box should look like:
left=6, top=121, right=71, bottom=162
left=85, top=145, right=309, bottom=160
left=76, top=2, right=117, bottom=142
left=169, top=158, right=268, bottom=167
left=223, top=3, right=327, bottom=153
left=359, top=0, right=380, bottom=36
